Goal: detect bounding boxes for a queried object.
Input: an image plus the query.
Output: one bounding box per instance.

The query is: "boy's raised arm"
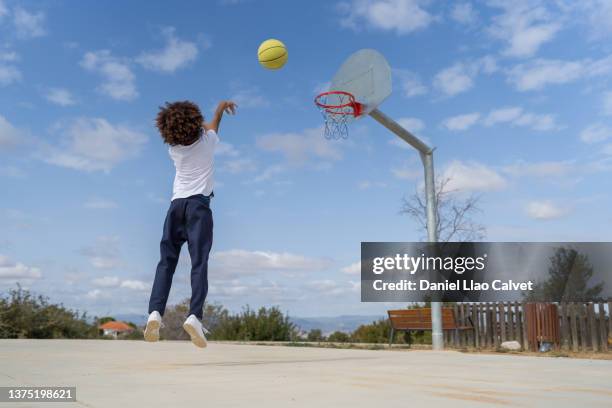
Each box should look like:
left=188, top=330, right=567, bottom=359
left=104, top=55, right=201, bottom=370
left=204, top=100, right=237, bottom=134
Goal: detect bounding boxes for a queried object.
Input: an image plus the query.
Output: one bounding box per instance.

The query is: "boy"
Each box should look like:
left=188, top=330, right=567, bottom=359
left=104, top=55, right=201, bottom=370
left=144, top=100, right=236, bottom=348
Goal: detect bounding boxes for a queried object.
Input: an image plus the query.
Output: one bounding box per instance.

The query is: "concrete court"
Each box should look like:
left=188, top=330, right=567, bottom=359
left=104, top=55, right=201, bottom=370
left=1, top=340, right=611, bottom=407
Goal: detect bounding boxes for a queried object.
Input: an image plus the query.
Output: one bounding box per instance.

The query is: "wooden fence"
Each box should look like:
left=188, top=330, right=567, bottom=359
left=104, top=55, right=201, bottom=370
left=444, top=301, right=611, bottom=352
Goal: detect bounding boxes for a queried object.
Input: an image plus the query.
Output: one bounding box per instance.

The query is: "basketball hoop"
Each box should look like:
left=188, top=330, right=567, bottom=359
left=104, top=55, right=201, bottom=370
left=314, top=91, right=363, bottom=139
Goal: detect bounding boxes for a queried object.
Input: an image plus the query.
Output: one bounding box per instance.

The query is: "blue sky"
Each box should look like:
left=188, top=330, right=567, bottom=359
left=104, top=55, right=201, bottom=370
left=1, top=0, right=611, bottom=318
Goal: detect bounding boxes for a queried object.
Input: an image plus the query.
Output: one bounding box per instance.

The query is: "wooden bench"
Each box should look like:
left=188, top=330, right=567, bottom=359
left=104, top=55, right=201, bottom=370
left=387, top=308, right=474, bottom=347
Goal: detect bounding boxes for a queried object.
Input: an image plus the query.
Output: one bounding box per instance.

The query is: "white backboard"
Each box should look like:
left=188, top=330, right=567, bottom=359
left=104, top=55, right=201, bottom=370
left=329, top=49, right=392, bottom=117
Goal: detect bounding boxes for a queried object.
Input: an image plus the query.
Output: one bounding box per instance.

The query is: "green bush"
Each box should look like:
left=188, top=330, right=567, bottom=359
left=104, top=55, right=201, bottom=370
left=351, top=318, right=391, bottom=343
left=98, top=316, right=116, bottom=325
left=327, top=331, right=350, bottom=343
left=0, top=287, right=98, bottom=339
left=306, top=329, right=324, bottom=342
left=212, top=305, right=297, bottom=341
left=160, top=300, right=298, bottom=341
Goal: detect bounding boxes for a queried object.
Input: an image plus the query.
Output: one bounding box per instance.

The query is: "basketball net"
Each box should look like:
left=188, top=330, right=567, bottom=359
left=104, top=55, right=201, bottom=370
left=314, top=91, right=362, bottom=140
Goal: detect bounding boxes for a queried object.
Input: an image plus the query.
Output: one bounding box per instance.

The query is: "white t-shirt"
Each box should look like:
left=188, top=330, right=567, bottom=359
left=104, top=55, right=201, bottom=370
left=169, top=129, right=218, bottom=201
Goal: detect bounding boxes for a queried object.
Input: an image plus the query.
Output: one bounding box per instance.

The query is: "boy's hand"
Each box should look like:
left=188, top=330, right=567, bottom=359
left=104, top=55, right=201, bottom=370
left=205, top=100, right=237, bottom=133
left=223, top=101, right=237, bottom=115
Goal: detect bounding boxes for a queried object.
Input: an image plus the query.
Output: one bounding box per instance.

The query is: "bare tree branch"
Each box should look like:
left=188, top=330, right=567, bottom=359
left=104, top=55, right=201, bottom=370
left=400, top=177, right=486, bottom=242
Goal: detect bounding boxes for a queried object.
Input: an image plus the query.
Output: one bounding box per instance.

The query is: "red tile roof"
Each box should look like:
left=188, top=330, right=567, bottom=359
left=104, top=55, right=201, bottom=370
left=99, top=321, right=133, bottom=332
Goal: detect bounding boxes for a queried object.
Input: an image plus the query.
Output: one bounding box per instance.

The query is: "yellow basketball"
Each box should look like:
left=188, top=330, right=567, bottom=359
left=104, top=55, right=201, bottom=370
left=257, top=39, right=288, bottom=70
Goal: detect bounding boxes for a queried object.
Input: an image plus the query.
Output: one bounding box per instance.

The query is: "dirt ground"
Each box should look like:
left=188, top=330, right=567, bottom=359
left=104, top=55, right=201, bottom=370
left=1, top=339, right=611, bottom=407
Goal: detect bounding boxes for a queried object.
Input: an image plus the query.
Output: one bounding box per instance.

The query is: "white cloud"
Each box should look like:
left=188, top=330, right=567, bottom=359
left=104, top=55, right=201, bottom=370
left=253, top=164, right=284, bottom=183
left=483, top=106, right=560, bottom=131
left=487, top=1, right=561, bottom=58
left=358, top=180, right=387, bottom=189
left=215, top=142, right=257, bottom=176
left=136, top=27, right=198, bottom=73
left=92, top=276, right=120, bottom=287
left=305, top=279, right=358, bottom=296
left=451, top=3, right=478, bottom=25
left=0, top=50, right=21, bottom=86
left=0, top=1, right=8, bottom=19
left=86, top=289, right=106, bottom=300
left=212, top=249, right=333, bottom=278
left=0, top=51, right=18, bottom=63
left=442, top=112, right=480, bottom=131
left=395, top=69, right=427, bottom=97
left=219, top=0, right=248, bottom=5
left=397, top=117, right=425, bottom=133
left=0, top=114, right=25, bottom=149
left=81, top=50, right=137, bottom=101
left=210, top=283, right=250, bottom=297
left=503, top=160, right=575, bottom=178
left=433, top=63, right=474, bottom=97
left=120, top=280, right=148, bottom=291
left=84, top=198, right=118, bottom=209
left=391, top=163, right=421, bottom=180
left=79, top=236, right=122, bottom=270
left=576, top=0, right=612, bottom=40
left=220, top=157, right=257, bottom=174
left=256, top=127, right=342, bottom=165
left=511, top=112, right=558, bottom=131
left=603, top=91, right=612, bottom=116
left=526, top=200, right=569, bottom=220
left=444, top=107, right=561, bottom=132
left=506, top=55, right=612, bottom=91
left=91, top=276, right=148, bottom=291
left=230, top=86, right=269, bottom=108
left=45, top=88, right=76, bottom=106
left=13, top=7, right=46, bottom=39
left=43, top=117, right=147, bottom=172
left=442, top=160, right=507, bottom=192
left=341, top=261, right=361, bottom=275
left=215, top=142, right=240, bottom=157
left=339, top=0, right=434, bottom=35
left=482, top=106, right=523, bottom=126
left=433, top=57, right=497, bottom=97
left=0, top=254, right=41, bottom=280
left=580, top=123, right=611, bottom=144
left=0, top=65, right=20, bottom=86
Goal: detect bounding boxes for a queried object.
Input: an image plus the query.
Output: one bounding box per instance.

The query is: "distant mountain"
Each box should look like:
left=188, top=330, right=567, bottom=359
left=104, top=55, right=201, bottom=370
left=291, top=315, right=385, bottom=335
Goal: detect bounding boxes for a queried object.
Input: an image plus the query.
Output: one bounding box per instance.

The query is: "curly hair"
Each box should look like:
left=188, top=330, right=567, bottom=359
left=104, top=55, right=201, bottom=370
left=156, top=101, right=204, bottom=146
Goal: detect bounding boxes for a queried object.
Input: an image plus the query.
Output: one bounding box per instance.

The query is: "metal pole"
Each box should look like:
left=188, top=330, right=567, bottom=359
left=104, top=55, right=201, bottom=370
left=421, top=152, right=443, bottom=351
left=369, top=108, right=443, bottom=351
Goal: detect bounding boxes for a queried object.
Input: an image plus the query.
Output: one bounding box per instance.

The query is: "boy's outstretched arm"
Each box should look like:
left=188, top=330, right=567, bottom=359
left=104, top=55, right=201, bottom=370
left=204, top=100, right=237, bottom=134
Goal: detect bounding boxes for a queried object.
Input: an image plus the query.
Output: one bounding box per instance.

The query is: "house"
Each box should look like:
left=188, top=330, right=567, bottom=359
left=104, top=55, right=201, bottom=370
left=99, top=321, right=134, bottom=338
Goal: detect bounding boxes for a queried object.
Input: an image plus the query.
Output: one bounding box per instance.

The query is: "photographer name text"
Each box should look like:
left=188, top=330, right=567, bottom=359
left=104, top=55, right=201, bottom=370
left=372, top=279, right=534, bottom=292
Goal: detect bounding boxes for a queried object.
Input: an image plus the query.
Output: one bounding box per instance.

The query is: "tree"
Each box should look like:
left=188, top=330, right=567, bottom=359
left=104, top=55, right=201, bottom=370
left=307, top=329, right=324, bottom=342
left=401, top=178, right=485, bottom=242
left=0, top=286, right=98, bottom=339
left=160, top=300, right=298, bottom=341
left=351, top=319, right=390, bottom=343
left=525, top=246, right=604, bottom=302
left=327, top=331, right=350, bottom=343
left=97, top=316, right=116, bottom=325
left=159, top=299, right=191, bottom=340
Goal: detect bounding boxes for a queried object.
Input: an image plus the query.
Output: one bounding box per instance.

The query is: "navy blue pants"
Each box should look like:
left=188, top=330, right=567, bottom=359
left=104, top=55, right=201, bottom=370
left=148, top=194, right=213, bottom=320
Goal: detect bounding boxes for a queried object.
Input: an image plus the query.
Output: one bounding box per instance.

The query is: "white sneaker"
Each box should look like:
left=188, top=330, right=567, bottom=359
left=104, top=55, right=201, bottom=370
left=144, top=311, right=162, bottom=342
left=183, top=314, right=209, bottom=348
